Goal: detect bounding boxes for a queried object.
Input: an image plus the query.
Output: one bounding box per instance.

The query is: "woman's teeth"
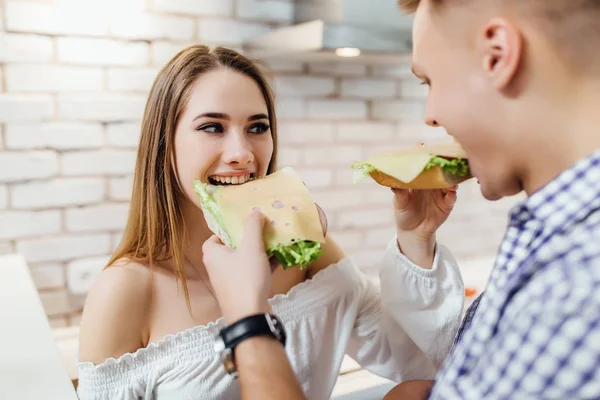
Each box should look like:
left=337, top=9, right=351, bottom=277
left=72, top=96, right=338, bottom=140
left=210, top=174, right=254, bottom=185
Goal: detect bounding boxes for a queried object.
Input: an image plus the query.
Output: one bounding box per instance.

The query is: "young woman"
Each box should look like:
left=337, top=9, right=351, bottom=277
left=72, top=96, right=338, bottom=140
left=77, top=45, right=465, bottom=399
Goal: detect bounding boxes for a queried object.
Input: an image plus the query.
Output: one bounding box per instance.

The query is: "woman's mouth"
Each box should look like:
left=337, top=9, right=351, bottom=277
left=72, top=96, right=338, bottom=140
left=209, top=173, right=255, bottom=186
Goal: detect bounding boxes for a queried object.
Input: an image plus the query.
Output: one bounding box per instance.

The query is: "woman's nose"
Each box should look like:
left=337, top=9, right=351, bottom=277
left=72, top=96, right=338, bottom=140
left=223, top=134, right=254, bottom=166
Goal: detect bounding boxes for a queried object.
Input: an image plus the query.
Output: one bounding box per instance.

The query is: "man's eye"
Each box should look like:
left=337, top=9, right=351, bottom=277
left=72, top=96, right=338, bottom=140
left=198, top=123, right=224, bottom=134
left=248, top=123, right=270, bottom=134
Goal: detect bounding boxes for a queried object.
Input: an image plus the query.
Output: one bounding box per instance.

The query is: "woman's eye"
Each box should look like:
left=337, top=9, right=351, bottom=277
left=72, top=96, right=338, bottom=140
left=198, top=123, right=224, bottom=134
left=248, top=123, right=270, bottom=134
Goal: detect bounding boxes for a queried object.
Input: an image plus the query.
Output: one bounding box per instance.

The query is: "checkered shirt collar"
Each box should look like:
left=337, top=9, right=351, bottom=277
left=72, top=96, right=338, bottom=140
left=508, top=148, right=600, bottom=232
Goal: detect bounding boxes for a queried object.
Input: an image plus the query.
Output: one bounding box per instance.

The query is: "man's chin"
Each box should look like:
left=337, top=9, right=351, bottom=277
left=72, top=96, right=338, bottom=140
left=479, top=179, right=523, bottom=201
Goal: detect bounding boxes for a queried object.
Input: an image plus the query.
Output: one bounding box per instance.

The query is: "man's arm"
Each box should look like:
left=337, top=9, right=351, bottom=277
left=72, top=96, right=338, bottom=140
left=383, top=380, right=434, bottom=400
left=202, top=212, right=308, bottom=399
left=236, top=336, right=306, bottom=400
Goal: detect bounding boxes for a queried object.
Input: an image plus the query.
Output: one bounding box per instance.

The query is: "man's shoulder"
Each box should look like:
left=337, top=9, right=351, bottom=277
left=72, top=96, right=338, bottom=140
left=539, top=208, right=600, bottom=272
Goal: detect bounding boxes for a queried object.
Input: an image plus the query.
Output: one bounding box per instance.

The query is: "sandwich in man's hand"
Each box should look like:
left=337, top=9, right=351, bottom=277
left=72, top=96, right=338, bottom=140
left=352, top=142, right=473, bottom=189
left=193, top=167, right=326, bottom=270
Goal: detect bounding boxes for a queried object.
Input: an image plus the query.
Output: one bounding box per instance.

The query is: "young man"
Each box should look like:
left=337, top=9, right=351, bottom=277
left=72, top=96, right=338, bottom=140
left=203, top=0, right=600, bottom=398
left=386, top=0, right=600, bottom=398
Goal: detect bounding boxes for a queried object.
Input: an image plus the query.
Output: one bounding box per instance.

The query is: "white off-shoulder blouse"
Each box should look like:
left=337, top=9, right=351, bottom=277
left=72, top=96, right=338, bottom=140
left=77, top=238, right=464, bottom=400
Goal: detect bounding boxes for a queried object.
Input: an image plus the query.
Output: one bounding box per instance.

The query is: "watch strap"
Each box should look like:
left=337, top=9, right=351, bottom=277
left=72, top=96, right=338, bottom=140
left=220, top=313, right=286, bottom=351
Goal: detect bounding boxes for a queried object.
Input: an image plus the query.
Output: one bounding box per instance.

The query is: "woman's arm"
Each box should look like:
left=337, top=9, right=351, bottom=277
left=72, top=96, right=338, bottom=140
left=77, top=261, right=152, bottom=399
left=345, top=238, right=464, bottom=382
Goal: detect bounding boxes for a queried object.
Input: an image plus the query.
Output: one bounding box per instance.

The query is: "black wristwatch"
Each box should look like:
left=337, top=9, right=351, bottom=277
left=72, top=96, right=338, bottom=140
left=214, top=313, right=287, bottom=377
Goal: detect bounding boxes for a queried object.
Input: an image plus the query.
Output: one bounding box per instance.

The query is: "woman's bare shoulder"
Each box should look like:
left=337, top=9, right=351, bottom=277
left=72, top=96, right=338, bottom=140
left=307, top=235, right=347, bottom=278
left=78, top=258, right=154, bottom=365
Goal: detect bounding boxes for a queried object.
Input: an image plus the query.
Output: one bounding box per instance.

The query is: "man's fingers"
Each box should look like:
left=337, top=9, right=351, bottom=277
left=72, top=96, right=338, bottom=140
left=202, top=235, right=227, bottom=268
left=392, top=188, right=411, bottom=211
left=442, top=189, right=457, bottom=208
left=441, top=185, right=458, bottom=195
left=241, top=210, right=267, bottom=250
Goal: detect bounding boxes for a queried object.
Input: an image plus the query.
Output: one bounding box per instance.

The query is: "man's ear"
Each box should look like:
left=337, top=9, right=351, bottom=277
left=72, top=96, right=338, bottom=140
left=479, top=18, right=522, bottom=90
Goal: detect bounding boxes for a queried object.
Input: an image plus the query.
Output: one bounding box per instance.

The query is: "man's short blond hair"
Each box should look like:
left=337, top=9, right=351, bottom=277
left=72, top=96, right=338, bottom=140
left=398, top=0, right=600, bottom=74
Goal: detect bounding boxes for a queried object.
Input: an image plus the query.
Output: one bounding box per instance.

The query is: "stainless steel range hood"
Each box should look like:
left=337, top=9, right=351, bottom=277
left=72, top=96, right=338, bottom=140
left=243, top=0, right=414, bottom=64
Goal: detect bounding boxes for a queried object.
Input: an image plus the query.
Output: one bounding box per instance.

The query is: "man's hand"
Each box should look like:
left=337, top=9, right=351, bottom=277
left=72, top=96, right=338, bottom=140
left=203, top=211, right=272, bottom=323
left=203, top=205, right=328, bottom=323
left=393, top=187, right=457, bottom=267
left=384, top=380, right=434, bottom=400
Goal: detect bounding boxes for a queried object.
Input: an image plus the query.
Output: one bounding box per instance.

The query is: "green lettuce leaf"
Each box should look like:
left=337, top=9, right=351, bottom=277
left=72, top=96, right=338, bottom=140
left=267, top=241, right=323, bottom=270
left=351, top=162, right=377, bottom=184
left=425, top=157, right=470, bottom=177
left=192, top=180, right=234, bottom=247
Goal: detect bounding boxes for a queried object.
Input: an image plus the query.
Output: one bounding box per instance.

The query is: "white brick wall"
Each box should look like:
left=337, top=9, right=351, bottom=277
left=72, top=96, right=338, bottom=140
left=236, top=0, right=294, bottom=22
left=67, top=256, right=110, bottom=295
left=336, top=122, right=396, bottom=142
left=312, top=190, right=364, bottom=212
left=296, top=169, right=333, bottom=188
left=278, top=122, right=334, bottom=144
left=0, top=186, right=7, bottom=209
left=109, top=176, right=133, bottom=201
left=57, top=94, right=146, bottom=121
left=0, top=95, right=53, bottom=122
left=0, top=33, right=53, bottom=63
left=65, top=204, right=129, bottom=233
left=61, top=150, right=137, bottom=176
left=276, top=98, right=306, bottom=119
left=329, top=230, right=363, bottom=252
left=5, top=65, right=104, bottom=92
left=106, top=122, right=142, bottom=148
left=108, top=68, right=158, bottom=92
left=57, top=37, right=150, bottom=66
left=277, top=147, right=303, bottom=167
left=0, top=2, right=518, bottom=327
left=29, top=263, right=65, bottom=290
left=16, top=234, right=111, bottom=263
left=151, top=41, right=195, bottom=66
left=197, top=20, right=271, bottom=46
left=304, top=145, right=362, bottom=166
left=0, top=210, right=61, bottom=239
left=338, top=208, right=393, bottom=229
left=109, top=13, right=195, bottom=41
left=5, top=1, right=108, bottom=36
left=0, top=151, right=58, bottom=182
left=372, top=100, right=426, bottom=122
left=274, top=76, right=336, bottom=97
left=152, top=0, right=234, bottom=16
left=341, top=78, right=396, bottom=99
left=5, top=123, right=104, bottom=150
left=309, top=63, right=367, bottom=77
left=11, top=178, right=105, bottom=209
left=307, top=100, right=368, bottom=120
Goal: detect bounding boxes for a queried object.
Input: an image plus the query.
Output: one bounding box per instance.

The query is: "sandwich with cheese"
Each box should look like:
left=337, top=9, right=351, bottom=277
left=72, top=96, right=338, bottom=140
left=352, top=142, right=472, bottom=189
left=193, top=167, right=326, bottom=269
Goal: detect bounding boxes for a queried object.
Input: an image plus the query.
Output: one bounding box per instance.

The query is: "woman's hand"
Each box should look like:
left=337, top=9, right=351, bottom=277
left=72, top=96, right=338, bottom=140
left=392, top=186, right=457, bottom=268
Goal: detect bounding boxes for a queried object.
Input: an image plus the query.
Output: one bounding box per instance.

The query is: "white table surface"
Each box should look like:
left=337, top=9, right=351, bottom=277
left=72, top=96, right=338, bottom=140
left=0, top=254, right=78, bottom=400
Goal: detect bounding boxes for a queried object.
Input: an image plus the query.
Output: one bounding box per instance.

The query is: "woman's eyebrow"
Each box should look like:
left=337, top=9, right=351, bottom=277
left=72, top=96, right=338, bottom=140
left=248, top=113, right=268, bottom=121
left=193, top=112, right=230, bottom=122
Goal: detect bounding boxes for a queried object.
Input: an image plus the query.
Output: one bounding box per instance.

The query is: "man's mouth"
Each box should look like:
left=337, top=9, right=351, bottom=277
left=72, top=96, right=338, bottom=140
left=208, top=173, right=255, bottom=186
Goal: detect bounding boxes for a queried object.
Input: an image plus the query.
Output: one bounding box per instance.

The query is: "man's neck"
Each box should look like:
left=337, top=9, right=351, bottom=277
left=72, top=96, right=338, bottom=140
left=521, top=82, right=600, bottom=196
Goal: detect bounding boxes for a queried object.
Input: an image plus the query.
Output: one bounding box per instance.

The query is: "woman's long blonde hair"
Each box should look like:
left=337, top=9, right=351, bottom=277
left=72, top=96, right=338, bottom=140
left=109, top=45, right=279, bottom=310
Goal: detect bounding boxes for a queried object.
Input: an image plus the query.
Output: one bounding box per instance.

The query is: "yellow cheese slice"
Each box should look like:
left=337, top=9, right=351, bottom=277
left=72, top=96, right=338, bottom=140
left=210, top=167, right=326, bottom=249
left=361, top=143, right=469, bottom=184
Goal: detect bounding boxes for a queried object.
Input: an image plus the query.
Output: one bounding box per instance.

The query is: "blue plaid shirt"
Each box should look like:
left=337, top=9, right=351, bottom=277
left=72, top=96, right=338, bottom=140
left=429, top=149, right=600, bottom=399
